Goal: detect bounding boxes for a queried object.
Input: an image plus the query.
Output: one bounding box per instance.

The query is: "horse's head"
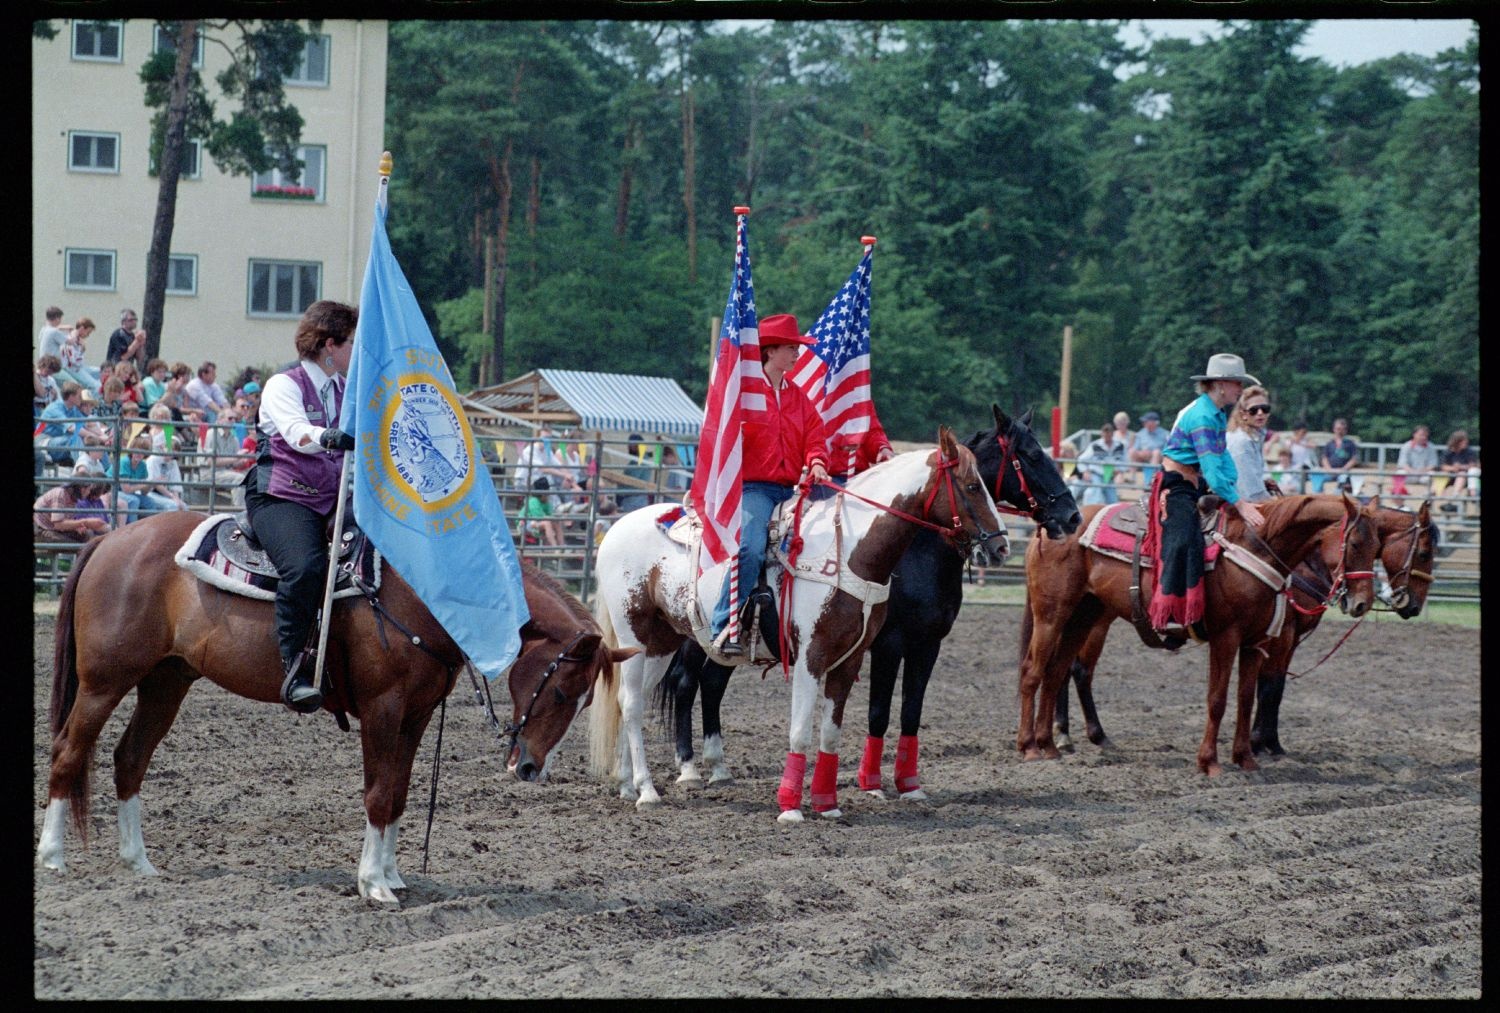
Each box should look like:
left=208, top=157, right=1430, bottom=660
left=970, top=403, right=1081, bottom=540
left=925, top=426, right=1009, bottom=564
left=1334, top=492, right=1381, bottom=619
left=505, top=619, right=638, bottom=783
left=1377, top=499, right=1439, bottom=619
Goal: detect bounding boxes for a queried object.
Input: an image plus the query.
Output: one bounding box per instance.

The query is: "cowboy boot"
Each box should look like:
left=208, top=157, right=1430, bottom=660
left=280, top=648, right=323, bottom=713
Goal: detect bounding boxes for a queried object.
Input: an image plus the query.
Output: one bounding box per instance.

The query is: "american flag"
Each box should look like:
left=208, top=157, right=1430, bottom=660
left=690, top=212, right=765, bottom=572
left=789, top=244, right=876, bottom=474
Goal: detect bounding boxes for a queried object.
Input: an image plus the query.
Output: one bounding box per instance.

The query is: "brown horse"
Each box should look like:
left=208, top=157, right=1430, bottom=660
left=1017, top=493, right=1379, bottom=776
left=37, top=511, right=636, bottom=903
left=1051, top=500, right=1436, bottom=754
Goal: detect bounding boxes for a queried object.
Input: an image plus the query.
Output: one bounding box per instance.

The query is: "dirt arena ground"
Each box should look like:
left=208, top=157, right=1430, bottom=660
left=33, top=604, right=1480, bottom=999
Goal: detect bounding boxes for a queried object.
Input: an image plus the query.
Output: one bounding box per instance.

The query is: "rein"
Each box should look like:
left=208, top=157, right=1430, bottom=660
left=1235, top=509, right=1374, bottom=619
left=465, top=630, right=596, bottom=762
left=813, top=449, right=1005, bottom=556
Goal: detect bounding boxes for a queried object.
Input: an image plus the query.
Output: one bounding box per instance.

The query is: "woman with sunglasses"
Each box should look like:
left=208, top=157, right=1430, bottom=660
left=1226, top=385, right=1277, bottom=503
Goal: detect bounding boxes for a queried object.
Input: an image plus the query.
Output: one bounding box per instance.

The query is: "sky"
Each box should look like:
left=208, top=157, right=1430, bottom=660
left=1122, top=19, right=1475, bottom=67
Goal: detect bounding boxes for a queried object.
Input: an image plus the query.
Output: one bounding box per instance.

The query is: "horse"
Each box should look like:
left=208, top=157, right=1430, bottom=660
left=589, top=427, right=1009, bottom=822
left=36, top=511, right=636, bottom=903
left=654, top=405, right=1080, bottom=796
left=1050, top=500, right=1435, bottom=754
left=1017, top=492, right=1380, bottom=776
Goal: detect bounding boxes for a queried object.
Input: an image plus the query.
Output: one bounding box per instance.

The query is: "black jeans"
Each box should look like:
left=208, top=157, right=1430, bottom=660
left=246, top=488, right=330, bottom=666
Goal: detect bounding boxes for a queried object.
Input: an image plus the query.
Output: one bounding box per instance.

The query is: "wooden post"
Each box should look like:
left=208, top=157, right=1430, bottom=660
left=482, top=235, right=496, bottom=385
left=1058, top=324, right=1073, bottom=446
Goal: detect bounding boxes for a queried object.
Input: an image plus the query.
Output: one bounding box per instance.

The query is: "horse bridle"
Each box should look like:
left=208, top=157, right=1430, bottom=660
left=991, top=426, right=1070, bottom=526
left=814, top=446, right=1006, bottom=557
left=1378, top=517, right=1434, bottom=612
left=1271, top=510, right=1377, bottom=618
left=467, top=630, right=595, bottom=761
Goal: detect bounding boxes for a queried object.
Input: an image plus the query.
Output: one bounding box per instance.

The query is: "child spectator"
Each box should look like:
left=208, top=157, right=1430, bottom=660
left=34, top=477, right=112, bottom=542
left=36, top=381, right=87, bottom=466
left=34, top=355, right=63, bottom=414
left=116, top=434, right=181, bottom=518
left=1437, top=429, right=1479, bottom=510
left=522, top=478, right=563, bottom=546
left=140, top=358, right=169, bottom=408
left=60, top=317, right=101, bottom=392
left=145, top=433, right=190, bottom=512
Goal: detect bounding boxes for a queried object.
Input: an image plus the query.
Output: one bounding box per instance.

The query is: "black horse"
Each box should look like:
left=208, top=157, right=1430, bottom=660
left=657, top=405, right=1082, bottom=792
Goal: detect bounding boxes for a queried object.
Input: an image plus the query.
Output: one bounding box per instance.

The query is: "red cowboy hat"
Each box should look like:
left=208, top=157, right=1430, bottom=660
left=758, top=313, right=816, bottom=347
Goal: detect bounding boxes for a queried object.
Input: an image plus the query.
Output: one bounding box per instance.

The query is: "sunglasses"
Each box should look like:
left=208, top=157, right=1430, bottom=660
left=1245, top=404, right=1271, bottom=415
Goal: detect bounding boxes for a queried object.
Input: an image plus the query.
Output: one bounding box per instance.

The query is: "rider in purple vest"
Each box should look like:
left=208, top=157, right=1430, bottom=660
left=245, top=301, right=358, bottom=712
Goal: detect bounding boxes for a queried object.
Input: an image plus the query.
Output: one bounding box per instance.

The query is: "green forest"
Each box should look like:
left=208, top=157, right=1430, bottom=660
left=382, top=19, right=1478, bottom=445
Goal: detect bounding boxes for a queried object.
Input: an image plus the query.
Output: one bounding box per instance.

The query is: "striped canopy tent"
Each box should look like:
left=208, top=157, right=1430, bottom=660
left=461, top=368, right=703, bottom=438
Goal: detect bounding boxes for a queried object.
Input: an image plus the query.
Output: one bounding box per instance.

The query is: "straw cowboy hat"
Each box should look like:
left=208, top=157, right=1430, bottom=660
left=1191, top=353, right=1260, bottom=386
left=758, top=313, right=817, bottom=347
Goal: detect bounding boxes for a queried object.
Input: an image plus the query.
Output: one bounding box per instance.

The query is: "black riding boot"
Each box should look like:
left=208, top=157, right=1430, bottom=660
left=280, top=647, right=323, bottom=713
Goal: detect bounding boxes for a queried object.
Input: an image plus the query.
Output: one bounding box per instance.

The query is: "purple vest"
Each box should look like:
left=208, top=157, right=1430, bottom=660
left=260, top=364, right=344, bottom=515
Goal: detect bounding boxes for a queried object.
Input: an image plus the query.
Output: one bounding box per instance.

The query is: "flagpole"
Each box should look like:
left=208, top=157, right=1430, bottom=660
left=724, top=204, right=751, bottom=651
left=312, top=149, right=392, bottom=699
left=847, top=234, right=877, bottom=478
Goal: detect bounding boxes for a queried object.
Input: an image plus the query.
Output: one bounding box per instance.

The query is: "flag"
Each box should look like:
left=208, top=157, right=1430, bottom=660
left=788, top=245, right=877, bottom=469
left=340, top=196, right=530, bottom=679
left=689, top=212, right=765, bottom=571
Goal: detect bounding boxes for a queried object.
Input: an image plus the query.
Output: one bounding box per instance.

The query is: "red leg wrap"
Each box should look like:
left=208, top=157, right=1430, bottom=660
left=810, top=751, right=840, bottom=812
left=894, top=734, right=920, bottom=794
left=777, top=752, right=807, bottom=812
left=857, top=735, right=884, bottom=791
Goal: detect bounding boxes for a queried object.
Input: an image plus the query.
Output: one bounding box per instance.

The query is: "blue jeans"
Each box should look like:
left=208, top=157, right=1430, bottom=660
left=711, top=481, right=795, bottom=634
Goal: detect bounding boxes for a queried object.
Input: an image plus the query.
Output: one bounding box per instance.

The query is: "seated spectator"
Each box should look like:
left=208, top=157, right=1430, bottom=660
left=34, top=354, right=63, bottom=415
left=36, top=381, right=87, bottom=466
left=34, top=477, right=112, bottom=543
left=1392, top=424, right=1439, bottom=498
left=1077, top=422, right=1126, bottom=506
left=59, top=317, right=101, bottom=393
left=1436, top=429, right=1479, bottom=510
left=206, top=401, right=256, bottom=506
left=523, top=478, right=563, bottom=546
left=108, top=326, right=148, bottom=377
left=140, top=358, right=169, bottom=408
left=183, top=360, right=230, bottom=422
left=115, top=434, right=181, bottom=518
left=1111, top=411, right=1133, bottom=455
left=616, top=434, right=653, bottom=513
left=660, top=444, right=693, bottom=495
left=1320, top=417, right=1360, bottom=493
left=1128, top=410, right=1167, bottom=485
left=231, top=367, right=263, bottom=401
left=103, top=308, right=139, bottom=366
left=145, top=436, right=190, bottom=512
left=114, top=361, right=143, bottom=405
left=38, top=306, right=69, bottom=362
left=1270, top=444, right=1304, bottom=495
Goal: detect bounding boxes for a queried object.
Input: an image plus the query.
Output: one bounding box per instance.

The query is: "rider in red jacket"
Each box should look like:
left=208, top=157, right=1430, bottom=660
left=713, top=313, right=830, bottom=655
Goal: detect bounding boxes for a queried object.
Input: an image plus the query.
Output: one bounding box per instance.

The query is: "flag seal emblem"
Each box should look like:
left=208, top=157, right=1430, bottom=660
left=374, top=373, right=475, bottom=512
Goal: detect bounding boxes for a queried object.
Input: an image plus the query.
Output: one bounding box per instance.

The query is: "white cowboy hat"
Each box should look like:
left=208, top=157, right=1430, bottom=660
left=1191, top=353, right=1260, bottom=386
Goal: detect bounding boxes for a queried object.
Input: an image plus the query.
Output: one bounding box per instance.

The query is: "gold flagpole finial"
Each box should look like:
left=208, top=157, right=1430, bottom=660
left=379, top=150, right=393, bottom=177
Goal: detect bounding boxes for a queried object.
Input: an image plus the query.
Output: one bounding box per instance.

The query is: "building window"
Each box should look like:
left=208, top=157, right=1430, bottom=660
left=68, top=132, right=120, bottom=173
left=285, top=35, right=331, bottom=86
left=167, top=255, right=199, bottom=296
left=72, top=21, right=123, bottom=62
left=65, top=249, right=116, bottom=291
left=251, top=145, right=325, bottom=202
left=153, top=24, right=204, bottom=68
left=248, top=260, right=321, bottom=316
left=149, top=138, right=203, bottom=180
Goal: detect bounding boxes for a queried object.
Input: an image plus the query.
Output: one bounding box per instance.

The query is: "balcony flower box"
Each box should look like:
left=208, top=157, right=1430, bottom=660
left=253, top=185, right=317, bottom=201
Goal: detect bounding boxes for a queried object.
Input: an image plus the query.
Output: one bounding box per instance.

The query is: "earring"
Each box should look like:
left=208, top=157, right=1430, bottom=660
left=325, top=357, right=334, bottom=366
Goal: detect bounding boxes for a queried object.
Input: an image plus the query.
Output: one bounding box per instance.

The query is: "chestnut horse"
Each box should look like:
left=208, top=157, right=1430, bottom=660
left=589, top=429, right=1008, bottom=822
left=37, top=511, right=635, bottom=903
left=1051, top=500, right=1434, bottom=753
left=1017, top=493, right=1380, bottom=775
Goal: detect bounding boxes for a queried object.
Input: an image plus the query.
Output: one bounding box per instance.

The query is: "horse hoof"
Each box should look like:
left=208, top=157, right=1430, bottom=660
left=1022, top=748, right=1044, bottom=762
left=707, top=771, right=734, bottom=786
left=618, top=785, right=639, bottom=802
left=635, top=793, right=661, bottom=811
left=362, top=883, right=400, bottom=904
left=816, top=807, right=843, bottom=820
left=1054, top=732, right=1073, bottom=751
left=1089, top=732, right=1108, bottom=747
left=898, top=788, right=929, bottom=801
left=862, top=788, right=887, bottom=800
left=1203, top=763, right=1224, bottom=778
left=38, top=855, right=64, bottom=873
left=1238, top=757, right=1260, bottom=773
left=676, top=772, right=703, bottom=787
left=123, top=857, right=160, bottom=876
left=777, top=808, right=804, bottom=824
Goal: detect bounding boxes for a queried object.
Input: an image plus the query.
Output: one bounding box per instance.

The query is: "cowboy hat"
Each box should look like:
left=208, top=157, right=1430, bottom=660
left=758, top=313, right=817, bottom=347
left=1191, top=353, right=1260, bottom=386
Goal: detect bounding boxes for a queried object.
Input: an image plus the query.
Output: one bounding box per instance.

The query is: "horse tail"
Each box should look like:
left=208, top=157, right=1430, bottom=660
left=51, top=535, right=104, bottom=842
left=655, top=642, right=699, bottom=733
left=587, top=597, right=624, bottom=780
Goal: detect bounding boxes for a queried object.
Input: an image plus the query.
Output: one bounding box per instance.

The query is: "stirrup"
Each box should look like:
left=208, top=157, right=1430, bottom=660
left=280, top=652, right=323, bottom=714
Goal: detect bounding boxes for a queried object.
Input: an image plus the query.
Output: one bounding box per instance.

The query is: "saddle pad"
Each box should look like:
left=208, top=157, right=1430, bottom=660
left=1080, top=502, right=1221, bottom=569
left=173, top=515, right=380, bottom=602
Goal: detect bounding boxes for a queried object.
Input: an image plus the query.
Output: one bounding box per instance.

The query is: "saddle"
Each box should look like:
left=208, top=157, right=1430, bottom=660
left=173, top=513, right=381, bottom=602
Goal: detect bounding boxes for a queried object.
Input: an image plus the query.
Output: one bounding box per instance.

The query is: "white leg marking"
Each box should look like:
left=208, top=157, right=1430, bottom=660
left=358, top=820, right=399, bottom=904
left=676, top=759, right=703, bottom=786
left=818, top=698, right=843, bottom=758
left=38, top=798, right=69, bottom=872
left=380, top=821, right=404, bottom=891
left=704, top=732, right=733, bottom=785
left=117, top=795, right=159, bottom=876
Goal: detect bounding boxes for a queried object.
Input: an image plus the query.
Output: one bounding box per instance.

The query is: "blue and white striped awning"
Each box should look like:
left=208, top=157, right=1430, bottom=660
left=463, top=369, right=704, bottom=437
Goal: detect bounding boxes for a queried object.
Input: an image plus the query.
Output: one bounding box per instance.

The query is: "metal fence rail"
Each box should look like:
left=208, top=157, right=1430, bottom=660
left=34, top=431, right=1481, bottom=604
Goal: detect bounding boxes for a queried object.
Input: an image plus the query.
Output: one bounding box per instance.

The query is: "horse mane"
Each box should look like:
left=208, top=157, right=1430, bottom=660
left=520, top=561, right=597, bottom=633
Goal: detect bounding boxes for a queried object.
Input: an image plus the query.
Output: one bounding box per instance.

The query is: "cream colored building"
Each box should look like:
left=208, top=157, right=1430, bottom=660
left=32, top=18, right=387, bottom=378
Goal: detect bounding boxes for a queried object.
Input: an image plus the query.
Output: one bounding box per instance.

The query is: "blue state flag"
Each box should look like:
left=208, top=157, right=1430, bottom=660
left=340, top=200, right=529, bottom=678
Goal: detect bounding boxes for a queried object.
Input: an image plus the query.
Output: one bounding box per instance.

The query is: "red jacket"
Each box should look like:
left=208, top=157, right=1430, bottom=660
left=827, top=415, right=893, bottom=477
left=744, top=378, right=829, bottom=486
